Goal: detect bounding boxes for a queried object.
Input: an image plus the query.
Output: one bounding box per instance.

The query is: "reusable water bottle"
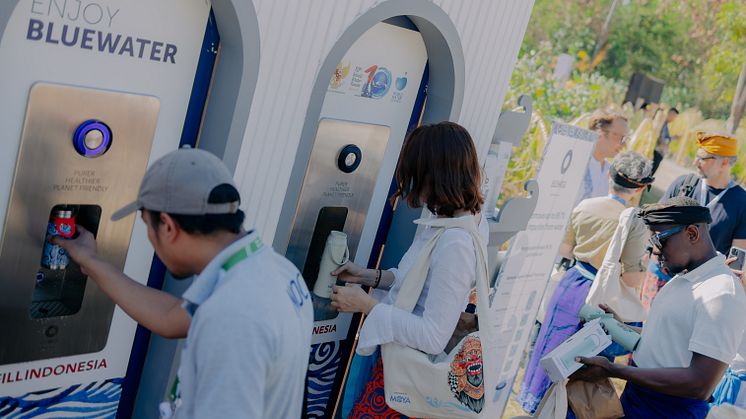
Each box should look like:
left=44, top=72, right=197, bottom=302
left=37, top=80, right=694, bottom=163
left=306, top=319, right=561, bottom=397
left=312, top=231, right=349, bottom=299
left=579, top=304, right=641, bottom=352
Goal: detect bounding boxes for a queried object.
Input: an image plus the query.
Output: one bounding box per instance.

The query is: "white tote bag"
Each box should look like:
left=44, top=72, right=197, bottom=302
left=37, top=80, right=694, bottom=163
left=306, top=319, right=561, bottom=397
left=381, top=215, right=496, bottom=418
left=585, top=207, right=647, bottom=323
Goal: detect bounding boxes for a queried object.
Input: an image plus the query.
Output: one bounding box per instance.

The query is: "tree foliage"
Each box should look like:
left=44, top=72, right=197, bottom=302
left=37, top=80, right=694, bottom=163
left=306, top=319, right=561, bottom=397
left=519, top=0, right=743, bottom=120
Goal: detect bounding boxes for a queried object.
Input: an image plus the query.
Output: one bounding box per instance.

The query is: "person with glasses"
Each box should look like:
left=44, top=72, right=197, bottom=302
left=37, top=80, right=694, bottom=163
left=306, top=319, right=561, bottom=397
left=575, top=109, right=630, bottom=205
left=574, top=196, right=746, bottom=418
left=518, top=151, right=653, bottom=415
left=644, top=133, right=746, bottom=309
left=663, top=132, right=746, bottom=257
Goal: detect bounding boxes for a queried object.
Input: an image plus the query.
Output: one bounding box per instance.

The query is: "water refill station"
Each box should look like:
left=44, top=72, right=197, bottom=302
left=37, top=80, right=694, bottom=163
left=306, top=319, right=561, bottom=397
left=0, top=0, right=259, bottom=417
left=0, top=0, right=534, bottom=417
left=252, top=2, right=533, bottom=417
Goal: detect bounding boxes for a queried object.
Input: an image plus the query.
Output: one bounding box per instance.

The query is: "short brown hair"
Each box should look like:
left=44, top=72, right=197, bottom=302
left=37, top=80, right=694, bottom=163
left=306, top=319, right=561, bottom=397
left=391, top=122, right=483, bottom=216
left=589, top=109, right=627, bottom=131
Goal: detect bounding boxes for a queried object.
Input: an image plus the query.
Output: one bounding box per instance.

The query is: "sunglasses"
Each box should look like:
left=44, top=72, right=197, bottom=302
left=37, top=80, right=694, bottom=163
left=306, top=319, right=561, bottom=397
left=649, top=225, right=687, bottom=249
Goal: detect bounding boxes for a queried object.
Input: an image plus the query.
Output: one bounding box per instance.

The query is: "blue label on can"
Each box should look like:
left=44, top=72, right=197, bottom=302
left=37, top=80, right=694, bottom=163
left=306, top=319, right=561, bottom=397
left=42, top=221, right=69, bottom=270
left=58, top=223, right=72, bottom=236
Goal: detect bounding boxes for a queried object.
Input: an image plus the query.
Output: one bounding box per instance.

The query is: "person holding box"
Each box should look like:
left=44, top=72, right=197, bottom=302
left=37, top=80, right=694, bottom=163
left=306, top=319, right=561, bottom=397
left=575, top=197, right=746, bottom=418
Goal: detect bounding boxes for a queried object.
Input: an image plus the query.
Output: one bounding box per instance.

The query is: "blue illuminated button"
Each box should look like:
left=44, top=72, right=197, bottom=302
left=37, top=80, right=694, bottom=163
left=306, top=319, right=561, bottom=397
left=73, top=120, right=112, bottom=158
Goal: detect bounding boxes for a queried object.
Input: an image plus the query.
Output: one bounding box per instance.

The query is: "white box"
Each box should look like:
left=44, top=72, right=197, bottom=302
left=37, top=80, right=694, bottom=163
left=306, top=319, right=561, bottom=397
left=539, top=318, right=612, bottom=382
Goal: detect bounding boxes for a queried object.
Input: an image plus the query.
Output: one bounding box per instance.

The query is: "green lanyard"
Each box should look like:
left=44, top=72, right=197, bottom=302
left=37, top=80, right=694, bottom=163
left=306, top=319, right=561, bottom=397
left=221, top=236, right=263, bottom=271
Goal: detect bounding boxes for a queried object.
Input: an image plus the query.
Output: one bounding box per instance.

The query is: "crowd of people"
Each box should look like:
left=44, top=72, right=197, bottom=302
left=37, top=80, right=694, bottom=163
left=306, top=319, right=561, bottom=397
left=518, top=109, right=746, bottom=418
left=52, top=108, right=746, bottom=418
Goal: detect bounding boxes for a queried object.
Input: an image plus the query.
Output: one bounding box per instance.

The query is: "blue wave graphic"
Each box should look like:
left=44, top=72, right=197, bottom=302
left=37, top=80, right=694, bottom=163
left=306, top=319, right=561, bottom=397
left=306, top=342, right=341, bottom=418
left=0, top=378, right=122, bottom=418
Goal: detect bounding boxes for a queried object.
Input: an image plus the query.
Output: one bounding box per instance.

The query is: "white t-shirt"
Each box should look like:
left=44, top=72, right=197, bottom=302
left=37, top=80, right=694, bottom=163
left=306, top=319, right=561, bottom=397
left=633, top=255, right=746, bottom=368
left=175, top=232, right=313, bottom=419
left=357, top=214, right=488, bottom=355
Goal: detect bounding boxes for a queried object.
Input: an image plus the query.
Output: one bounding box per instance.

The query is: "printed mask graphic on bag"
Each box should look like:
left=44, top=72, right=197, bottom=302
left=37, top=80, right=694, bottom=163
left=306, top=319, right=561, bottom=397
left=448, top=335, right=484, bottom=413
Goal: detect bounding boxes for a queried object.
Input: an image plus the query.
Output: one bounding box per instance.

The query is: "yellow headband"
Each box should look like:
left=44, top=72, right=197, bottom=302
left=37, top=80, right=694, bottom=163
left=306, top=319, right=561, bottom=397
left=696, top=132, right=738, bottom=157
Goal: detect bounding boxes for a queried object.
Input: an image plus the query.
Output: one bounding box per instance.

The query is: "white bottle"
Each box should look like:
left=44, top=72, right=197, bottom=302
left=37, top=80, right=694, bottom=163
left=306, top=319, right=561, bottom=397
left=313, top=231, right=349, bottom=298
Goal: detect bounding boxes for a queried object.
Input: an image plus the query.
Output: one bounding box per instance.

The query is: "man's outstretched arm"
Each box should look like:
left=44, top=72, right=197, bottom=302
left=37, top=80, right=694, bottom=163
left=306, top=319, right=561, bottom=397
left=53, top=226, right=190, bottom=338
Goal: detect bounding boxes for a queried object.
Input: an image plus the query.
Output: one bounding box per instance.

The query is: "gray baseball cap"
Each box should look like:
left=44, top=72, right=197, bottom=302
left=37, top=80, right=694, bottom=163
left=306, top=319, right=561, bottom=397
left=111, top=147, right=239, bottom=221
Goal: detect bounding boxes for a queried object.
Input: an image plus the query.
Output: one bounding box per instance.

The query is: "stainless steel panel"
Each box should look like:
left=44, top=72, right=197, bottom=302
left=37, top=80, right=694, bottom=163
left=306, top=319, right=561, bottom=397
left=285, top=119, right=390, bottom=285
left=0, top=83, right=159, bottom=365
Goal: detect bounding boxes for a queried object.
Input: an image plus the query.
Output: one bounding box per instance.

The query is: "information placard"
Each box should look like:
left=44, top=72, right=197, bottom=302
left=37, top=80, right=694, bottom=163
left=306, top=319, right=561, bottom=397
left=481, top=123, right=598, bottom=414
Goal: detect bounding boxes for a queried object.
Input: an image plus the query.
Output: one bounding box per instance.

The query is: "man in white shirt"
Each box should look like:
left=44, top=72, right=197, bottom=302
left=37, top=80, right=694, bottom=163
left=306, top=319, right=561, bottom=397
left=576, top=110, right=630, bottom=204
left=53, top=148, right=313, bottom=418
left=574, top=196, right=746, bottom=418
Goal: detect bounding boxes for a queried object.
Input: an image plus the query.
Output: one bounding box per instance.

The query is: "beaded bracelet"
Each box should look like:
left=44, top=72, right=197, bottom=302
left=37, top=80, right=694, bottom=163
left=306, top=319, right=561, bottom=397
left=372, top=269, right=382, bottom=288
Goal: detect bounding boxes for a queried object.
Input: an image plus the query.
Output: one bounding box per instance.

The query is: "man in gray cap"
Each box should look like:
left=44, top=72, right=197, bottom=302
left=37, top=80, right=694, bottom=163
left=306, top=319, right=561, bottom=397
left=53, top=147, right=313, bottom=418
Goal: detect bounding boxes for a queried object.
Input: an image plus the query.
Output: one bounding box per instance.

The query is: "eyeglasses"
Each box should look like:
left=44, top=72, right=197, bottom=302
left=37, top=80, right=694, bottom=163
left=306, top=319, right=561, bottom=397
left=649, top=225, right=687, bottom=249
left=604, top=130, right=630, bottom=145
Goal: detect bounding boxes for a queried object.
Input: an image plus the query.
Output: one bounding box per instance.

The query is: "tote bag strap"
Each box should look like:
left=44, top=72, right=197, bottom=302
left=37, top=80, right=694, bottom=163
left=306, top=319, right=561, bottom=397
left=392, top=215, right=483, bottom=312
left=392, top=226, right=446, bottom=311
left=601, top=207, right=636, bottom=265
left=470, top=219, right=495, bottom=345
left=397, top=214, right=496, bottom=348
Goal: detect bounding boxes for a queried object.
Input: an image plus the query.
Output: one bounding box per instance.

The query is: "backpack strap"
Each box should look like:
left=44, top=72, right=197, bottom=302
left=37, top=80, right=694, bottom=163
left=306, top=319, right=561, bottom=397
left=674, top=173, right=699, bottom=198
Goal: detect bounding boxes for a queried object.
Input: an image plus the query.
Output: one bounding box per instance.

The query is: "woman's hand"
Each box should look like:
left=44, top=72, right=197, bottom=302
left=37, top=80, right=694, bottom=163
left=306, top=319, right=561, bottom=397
left=330, top=284, right=377, bottom=314
left=331, top=261, right=372, bottom=286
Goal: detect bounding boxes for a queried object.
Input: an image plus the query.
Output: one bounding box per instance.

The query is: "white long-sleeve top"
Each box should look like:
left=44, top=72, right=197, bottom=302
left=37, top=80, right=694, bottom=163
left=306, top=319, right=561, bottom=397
left=357, top=214, right=488, bottom=356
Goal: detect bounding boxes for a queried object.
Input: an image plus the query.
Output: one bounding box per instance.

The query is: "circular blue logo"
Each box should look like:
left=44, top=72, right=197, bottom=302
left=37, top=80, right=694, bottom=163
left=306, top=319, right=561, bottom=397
left=59, top=223, right=72, bottom=235
left=370, top=67, right=392, bottom=99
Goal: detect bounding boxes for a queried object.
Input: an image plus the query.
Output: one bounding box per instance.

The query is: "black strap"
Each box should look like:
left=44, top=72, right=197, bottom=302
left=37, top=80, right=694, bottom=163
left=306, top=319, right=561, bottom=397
left=674, top=174, right=699, bottom=198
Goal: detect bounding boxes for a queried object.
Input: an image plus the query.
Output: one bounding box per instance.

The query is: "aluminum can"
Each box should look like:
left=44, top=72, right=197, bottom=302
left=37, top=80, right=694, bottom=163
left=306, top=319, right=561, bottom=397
left=41, top=209, right=76, bottom=270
